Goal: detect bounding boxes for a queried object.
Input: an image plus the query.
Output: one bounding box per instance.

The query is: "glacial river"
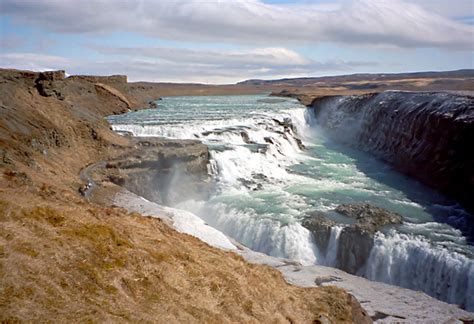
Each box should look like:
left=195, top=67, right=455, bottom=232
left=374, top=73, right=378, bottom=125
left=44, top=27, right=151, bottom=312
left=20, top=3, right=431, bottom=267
left=108, top=94, right=473, bottom=310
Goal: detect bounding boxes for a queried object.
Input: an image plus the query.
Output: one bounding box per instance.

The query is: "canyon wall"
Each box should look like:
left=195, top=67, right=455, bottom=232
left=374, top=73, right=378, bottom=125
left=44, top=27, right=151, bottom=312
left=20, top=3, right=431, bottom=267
left=308, top=91, right=474, bottom=214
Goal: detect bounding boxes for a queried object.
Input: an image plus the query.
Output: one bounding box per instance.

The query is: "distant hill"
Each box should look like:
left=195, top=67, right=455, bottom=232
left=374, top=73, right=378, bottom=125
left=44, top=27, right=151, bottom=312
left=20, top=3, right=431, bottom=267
left=238, top=69, right=474, bottom=86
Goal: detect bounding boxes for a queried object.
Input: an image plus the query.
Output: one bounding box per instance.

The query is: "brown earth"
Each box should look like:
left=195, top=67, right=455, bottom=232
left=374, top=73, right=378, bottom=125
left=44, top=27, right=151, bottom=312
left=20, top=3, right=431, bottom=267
left=268, top=71, right=474, bottom=104
left=0, top=68, right=370, bottom=323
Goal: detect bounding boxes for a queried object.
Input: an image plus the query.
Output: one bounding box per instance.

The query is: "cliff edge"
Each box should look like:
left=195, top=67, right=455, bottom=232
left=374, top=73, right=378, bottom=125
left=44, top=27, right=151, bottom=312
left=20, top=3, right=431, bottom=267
left=309, top=91, right=474, bottom=216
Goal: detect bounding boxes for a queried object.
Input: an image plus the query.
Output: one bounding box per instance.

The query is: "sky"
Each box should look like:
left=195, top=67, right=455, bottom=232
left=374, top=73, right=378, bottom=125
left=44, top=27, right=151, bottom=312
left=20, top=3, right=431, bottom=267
left=0, top=0, right=473, bottom=83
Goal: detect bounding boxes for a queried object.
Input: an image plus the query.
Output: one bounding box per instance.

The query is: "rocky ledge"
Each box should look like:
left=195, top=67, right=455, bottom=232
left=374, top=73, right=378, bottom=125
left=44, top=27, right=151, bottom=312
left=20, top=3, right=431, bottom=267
left=303, top=203, right=403, bottom=274
left=98, top=137, right=211, bottom=206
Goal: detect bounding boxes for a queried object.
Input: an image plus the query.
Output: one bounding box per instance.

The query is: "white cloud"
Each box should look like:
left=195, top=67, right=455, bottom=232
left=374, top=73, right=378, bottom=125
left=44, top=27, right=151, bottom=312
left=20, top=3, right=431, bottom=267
left=2, top=0, right=473, bottom=50
left=91, top=46, right=312, bottom=67
left=0, top=53, right=73, bottom=72
left=407, top=0, right=473, bottom=19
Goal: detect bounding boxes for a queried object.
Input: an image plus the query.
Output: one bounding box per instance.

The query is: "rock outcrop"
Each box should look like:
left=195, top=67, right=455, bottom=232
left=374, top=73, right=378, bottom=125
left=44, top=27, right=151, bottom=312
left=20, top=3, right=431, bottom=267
left=35, top=70, right=66, bottom=99
left=302, top=212, right=336, bottom=254
left=303, top=203, right=402, bottom=274
left=309, top=91, right=474, bottom=214
left=102, top=138, right=211, bottom=206
left=335, top=203, right=403, bottom=233
left=67, top=74, right=128, bottom=84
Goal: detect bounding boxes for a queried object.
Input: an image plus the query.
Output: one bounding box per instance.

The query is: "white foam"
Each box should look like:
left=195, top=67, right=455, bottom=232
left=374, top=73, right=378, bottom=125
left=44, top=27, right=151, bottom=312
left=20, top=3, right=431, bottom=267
left=177, top=199, right=320, bottom=265
left=365, top=230, right=474, bottom=310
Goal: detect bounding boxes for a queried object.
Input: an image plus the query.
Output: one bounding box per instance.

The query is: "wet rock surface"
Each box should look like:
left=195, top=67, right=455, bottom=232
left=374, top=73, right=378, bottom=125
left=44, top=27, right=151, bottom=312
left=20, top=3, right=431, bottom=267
left=303, top=203, right=403, bottom=274
left=335, top=203, right=402, bottom=233
left=337, top=226, right=375, bottom=275
left=302, top=212, right=336, bottom=253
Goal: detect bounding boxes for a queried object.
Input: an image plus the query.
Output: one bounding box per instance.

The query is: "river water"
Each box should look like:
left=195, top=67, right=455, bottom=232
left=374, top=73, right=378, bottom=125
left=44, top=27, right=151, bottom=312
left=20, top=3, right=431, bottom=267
left=108, top=94, right=473, bottom=310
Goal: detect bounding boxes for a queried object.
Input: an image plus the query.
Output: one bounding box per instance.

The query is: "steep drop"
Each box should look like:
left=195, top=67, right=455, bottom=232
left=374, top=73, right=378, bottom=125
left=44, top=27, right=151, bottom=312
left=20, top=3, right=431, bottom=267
left=309, top=91, right=474, bottom=215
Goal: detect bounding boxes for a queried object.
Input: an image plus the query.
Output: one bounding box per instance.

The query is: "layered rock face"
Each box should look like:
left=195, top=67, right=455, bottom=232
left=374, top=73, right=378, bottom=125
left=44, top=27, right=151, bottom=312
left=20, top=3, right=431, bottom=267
left=309, top=91, right=474, bottom=213
left=303, top=203, right=403, bottom=274
left=103, top=138, right=211, bottom=206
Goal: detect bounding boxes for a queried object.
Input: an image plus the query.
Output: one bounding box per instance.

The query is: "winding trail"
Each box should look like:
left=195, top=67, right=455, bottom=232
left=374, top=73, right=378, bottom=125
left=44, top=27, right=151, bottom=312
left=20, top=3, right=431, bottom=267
left=79, top=161, right=106, bottom=199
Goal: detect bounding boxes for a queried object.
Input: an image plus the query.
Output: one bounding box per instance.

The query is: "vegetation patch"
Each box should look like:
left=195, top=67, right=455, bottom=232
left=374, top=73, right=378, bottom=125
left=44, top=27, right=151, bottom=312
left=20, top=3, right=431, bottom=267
left=22, top=206, right=65, bottom=226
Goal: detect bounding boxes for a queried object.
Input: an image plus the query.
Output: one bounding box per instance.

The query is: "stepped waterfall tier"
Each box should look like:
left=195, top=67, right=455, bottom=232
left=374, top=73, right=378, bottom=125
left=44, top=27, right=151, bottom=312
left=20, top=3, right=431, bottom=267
left=108, top=93, right=474, bottom=311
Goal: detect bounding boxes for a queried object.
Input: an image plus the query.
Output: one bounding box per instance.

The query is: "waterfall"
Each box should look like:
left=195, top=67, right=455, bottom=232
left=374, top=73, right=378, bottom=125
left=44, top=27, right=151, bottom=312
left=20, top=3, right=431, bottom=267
left=324, top=225, right=343, bottom=267
left=365, top=231, right=474, bottom=310
left=177, top=200, right=322, bottom=265
left=109, top=94, right=474, bottom=311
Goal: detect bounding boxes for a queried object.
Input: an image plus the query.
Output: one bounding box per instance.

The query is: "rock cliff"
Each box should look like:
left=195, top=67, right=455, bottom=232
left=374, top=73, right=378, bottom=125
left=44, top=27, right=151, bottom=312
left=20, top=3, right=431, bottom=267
left=101, top=138, right=211, bottom=206
left=309, top=91, right=474, bottom=215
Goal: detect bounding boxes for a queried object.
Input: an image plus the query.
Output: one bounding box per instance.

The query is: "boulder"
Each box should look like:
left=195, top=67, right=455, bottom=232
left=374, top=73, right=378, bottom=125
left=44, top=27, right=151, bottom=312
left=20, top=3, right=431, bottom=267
left=240, top=131, right=251, bottom=144
left=335, top=203, right=402, bottom=233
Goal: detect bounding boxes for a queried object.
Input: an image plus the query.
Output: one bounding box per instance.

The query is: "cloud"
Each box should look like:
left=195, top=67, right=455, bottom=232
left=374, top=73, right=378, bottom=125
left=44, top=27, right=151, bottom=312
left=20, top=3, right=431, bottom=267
left=90, top=46, right=312, bottom=67
left=2, top=0, right=473, bottom=50
left=0, top=35, right=25, bottom=50
left=0, top=53, right=73, bottom=72
left=0, top=50, right=377, bottom=83
left=406, top=0, right=474, bottom=19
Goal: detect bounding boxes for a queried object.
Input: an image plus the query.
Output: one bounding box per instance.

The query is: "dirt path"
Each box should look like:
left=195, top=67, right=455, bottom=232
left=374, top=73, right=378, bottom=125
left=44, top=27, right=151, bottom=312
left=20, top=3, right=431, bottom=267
left=79, top=161, right=106, bottom=199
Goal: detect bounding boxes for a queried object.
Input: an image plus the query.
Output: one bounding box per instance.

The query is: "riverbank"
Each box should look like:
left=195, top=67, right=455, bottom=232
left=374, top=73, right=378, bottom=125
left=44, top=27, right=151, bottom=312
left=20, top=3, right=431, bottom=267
left=0, top=68, right=367, bottom=322
left=108, top=187, right=474, bottom=322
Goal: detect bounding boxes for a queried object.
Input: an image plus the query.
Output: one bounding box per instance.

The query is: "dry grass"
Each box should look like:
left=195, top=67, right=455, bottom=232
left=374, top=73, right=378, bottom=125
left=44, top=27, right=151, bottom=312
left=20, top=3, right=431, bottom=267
left=0, top=190, right=356, bottom=323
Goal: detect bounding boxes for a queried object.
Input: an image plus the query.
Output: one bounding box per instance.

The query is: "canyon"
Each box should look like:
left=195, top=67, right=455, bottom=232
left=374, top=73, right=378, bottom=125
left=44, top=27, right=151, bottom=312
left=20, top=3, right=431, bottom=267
left=1, top=68, right=473, bottom=322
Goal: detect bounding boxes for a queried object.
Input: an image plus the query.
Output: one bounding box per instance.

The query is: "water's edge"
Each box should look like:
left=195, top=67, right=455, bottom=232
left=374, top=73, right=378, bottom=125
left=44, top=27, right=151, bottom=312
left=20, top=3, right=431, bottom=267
left=112, top=188, right=473, bottom=322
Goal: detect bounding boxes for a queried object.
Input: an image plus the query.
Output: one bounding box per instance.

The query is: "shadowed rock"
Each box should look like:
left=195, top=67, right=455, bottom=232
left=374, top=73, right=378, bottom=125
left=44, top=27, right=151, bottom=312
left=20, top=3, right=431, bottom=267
left=310, top=91, right=474, bottom=215
left=303, top=203, right=403, bottom=274
left=103, top=137, right=210, bottom=206
left=302, top=212, right=336, bottom=253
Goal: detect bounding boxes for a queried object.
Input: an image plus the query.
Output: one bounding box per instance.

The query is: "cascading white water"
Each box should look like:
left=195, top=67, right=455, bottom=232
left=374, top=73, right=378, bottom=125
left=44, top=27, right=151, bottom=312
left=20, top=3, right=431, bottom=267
left=177, top=199, right=322, bottom=265
left=108, top=94, right=474, bottom=310
left=365, top=231, right=474, bottom=310
left=323, top=225, right=343, bottom=267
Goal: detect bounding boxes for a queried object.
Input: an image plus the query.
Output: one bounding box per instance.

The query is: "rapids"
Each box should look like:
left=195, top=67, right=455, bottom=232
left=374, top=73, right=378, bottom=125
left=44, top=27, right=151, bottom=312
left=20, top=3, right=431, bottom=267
left=108, top=94, right=473, bottom=310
